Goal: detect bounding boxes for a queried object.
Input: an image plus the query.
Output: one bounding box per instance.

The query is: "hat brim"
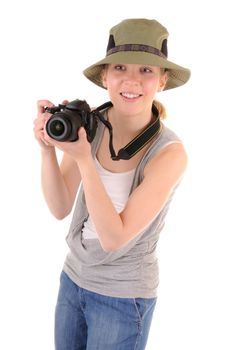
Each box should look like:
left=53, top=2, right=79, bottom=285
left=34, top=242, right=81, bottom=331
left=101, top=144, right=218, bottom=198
left=83, top=51, right=191, bottom=90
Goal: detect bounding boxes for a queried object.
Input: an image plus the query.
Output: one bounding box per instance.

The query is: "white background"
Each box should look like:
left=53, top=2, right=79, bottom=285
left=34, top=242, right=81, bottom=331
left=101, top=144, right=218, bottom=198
left=0, top=0, right=231, bottom=349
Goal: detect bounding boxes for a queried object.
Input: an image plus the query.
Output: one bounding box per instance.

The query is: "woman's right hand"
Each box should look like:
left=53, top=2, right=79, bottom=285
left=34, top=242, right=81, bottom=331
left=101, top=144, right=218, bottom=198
left=33, top=100, right=55, bottom=152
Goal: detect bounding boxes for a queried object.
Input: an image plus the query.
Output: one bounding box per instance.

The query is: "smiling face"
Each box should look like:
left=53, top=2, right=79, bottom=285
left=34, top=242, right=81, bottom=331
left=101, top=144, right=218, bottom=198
left=102, top=63, right=168, bottom=117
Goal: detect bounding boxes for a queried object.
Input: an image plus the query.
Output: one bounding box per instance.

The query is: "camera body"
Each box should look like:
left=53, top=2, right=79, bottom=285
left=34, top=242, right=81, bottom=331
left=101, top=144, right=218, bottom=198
left=45, top=99, right=98, bottom=142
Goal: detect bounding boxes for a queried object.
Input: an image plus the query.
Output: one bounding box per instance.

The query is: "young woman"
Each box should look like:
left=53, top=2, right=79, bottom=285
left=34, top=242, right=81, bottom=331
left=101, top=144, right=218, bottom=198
left=34, top=18, right=190, bottom=350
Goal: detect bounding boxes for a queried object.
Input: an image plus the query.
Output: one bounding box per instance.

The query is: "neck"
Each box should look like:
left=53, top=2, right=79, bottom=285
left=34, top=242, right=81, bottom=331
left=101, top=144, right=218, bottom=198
left=107, top=107, right=154, bottom=144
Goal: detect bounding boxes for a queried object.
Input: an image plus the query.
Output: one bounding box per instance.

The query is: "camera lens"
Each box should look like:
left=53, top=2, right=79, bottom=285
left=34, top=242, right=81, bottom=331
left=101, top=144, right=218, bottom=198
left=46, top=116, right=71, bottom=141
left=50, top=120, right=65, bottom=136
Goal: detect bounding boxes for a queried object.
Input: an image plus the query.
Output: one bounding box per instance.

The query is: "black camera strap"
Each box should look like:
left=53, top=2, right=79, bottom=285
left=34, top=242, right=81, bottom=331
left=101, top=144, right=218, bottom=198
left=93, top=102, right=161, bottom=161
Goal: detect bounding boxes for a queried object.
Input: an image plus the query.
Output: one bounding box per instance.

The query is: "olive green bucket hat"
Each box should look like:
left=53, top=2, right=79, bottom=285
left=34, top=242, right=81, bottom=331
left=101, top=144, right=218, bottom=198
left=83, top=18, right=191, bottom=90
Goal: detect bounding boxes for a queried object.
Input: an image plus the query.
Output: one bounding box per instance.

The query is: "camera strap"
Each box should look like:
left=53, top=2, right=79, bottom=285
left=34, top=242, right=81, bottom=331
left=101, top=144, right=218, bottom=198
left=92, top=102, right=161, bottom=161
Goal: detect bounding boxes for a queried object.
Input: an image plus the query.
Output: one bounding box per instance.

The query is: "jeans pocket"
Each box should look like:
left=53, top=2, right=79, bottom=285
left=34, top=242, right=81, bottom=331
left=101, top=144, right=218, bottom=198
left=133, top=297, right=157, bottom=322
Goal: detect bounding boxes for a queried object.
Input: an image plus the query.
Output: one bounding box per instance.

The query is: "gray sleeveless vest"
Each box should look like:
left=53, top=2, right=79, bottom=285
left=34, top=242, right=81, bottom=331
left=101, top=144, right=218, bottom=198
left=63, top=116, right=181, bottom=298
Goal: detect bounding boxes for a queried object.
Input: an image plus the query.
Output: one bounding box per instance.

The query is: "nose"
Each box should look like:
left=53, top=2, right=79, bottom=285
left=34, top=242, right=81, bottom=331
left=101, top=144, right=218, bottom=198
left=123, top=68, right=141, bottom=85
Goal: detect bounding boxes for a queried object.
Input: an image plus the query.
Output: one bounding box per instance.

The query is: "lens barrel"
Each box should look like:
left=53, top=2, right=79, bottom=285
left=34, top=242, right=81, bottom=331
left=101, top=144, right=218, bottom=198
left=46, top=115, right=72, bottom=141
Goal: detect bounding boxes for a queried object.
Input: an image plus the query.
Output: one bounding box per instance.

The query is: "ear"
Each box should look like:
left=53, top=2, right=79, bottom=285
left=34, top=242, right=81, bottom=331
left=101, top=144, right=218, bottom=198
left=159, top=71, right=169, bottom=92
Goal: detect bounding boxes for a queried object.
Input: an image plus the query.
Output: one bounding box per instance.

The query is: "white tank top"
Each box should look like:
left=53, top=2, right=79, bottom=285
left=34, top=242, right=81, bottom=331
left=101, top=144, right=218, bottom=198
left=82, top=157, right=136, bottom=239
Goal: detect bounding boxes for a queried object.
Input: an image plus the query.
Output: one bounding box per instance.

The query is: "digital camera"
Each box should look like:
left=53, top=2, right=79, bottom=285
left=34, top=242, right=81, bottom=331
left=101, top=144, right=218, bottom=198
left=45, top=99, right=98, bottom=142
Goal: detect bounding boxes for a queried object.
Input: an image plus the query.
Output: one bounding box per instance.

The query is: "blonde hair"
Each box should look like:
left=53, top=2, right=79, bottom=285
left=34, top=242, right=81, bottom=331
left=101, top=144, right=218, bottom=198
left=153, top=99, right=167, bottom=120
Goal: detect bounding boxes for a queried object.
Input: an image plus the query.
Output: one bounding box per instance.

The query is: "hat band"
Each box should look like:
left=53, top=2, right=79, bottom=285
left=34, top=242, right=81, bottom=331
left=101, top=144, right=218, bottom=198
left=107, top=44, right=167, bottom=59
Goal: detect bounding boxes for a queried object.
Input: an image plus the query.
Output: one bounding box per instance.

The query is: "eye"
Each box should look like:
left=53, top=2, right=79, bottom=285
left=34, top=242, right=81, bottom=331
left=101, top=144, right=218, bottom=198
left=114, top=64, right=126, bottom=71
left=141, top=66, right=153, bottom=73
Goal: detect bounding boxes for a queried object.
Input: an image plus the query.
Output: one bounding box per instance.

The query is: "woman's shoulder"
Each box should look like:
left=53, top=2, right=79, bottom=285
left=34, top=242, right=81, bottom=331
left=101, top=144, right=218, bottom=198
left=144, top=123, right=183, bottom=158
left=160, top=123, right=182, bottom=143
left=135, top=123, right=186, bottom=179
left=143, top=125, right=187, bottom=179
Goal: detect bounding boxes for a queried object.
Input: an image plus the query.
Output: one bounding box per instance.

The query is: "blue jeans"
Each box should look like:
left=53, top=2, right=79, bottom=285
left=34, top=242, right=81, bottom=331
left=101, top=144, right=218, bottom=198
left=55, top=271, right=157, bottom=350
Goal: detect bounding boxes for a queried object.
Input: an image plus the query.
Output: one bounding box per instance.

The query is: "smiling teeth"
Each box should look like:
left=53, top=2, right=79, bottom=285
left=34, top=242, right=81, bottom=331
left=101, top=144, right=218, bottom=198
left=121, top=92, right=140, bottom=99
